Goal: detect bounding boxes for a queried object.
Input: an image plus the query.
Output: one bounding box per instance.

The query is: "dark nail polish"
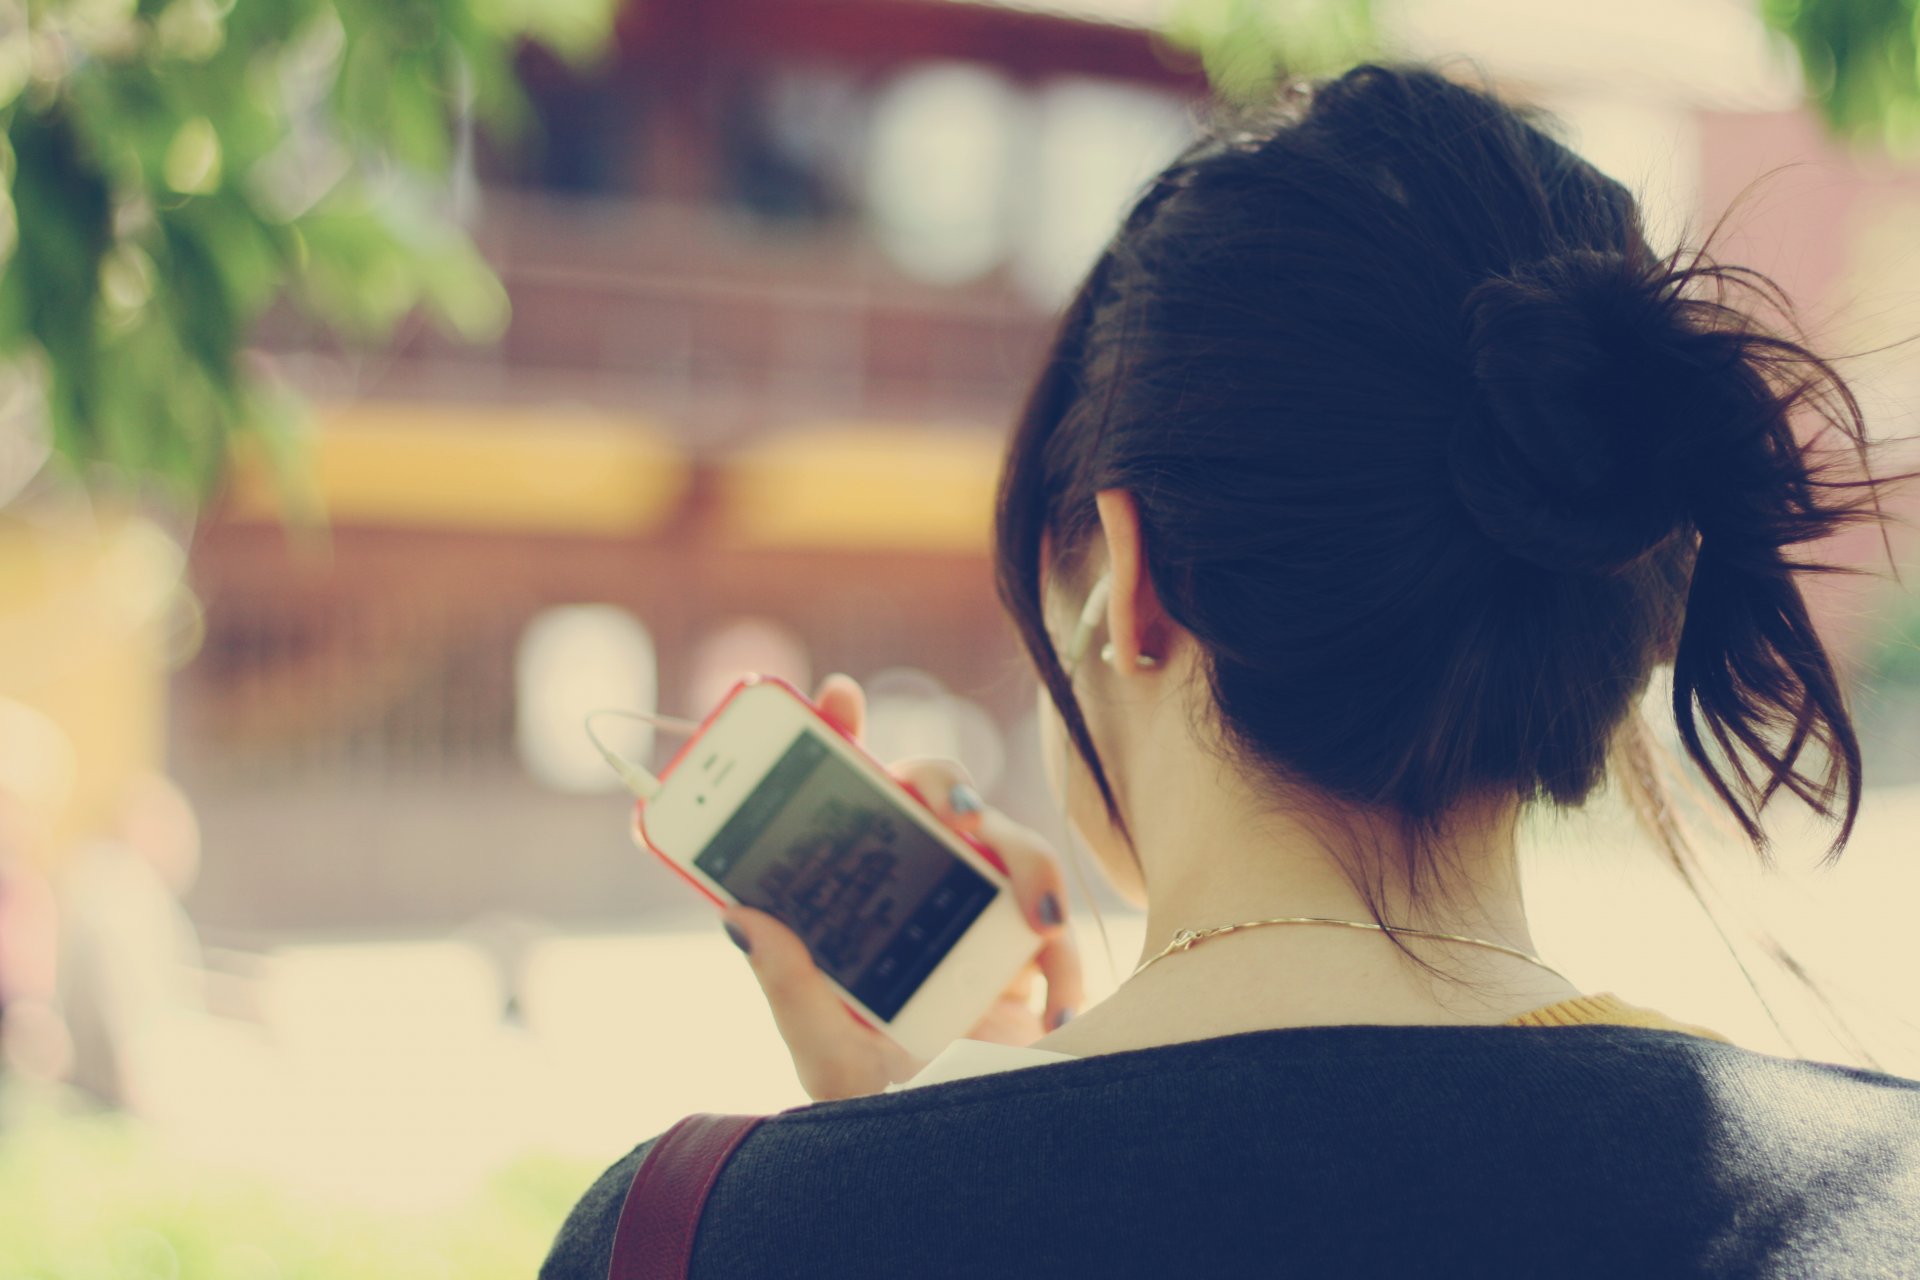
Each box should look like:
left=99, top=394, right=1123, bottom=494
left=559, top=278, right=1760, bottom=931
left=949, top=782, right=983, bottom=815
left=1037, top=893, right=1063, bottom=926
left=1050, top=1007, right=1075, bottom=1030
left=724, top=922, right=751, bottom=955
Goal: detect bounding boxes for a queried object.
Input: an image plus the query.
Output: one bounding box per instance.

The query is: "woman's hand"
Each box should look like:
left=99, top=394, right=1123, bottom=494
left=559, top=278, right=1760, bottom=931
left=718, top=673, right=1085, bottom=1103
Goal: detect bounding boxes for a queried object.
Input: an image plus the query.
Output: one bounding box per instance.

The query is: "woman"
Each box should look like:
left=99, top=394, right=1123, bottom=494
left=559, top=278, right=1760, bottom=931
left=545, top=64, right=1919, bottom=1276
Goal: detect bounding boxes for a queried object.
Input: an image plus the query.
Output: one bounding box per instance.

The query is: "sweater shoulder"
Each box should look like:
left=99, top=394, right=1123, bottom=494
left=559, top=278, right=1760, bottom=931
left=539, top=1137, right=655, bottom=1280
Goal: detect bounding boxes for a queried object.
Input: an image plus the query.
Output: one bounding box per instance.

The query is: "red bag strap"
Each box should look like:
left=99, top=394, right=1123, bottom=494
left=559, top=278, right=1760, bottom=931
left=607, top=1113, right=767, bottom=1280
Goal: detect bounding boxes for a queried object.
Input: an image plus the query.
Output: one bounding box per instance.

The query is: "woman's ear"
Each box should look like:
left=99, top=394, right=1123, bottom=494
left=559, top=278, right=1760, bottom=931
left=1094, top=489, right=1168, bottom=672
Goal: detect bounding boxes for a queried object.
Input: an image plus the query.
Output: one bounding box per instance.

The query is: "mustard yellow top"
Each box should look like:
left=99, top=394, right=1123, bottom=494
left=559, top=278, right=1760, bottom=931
left=891, top=989, right=1740, bottom=1091
left=1505, top=991, right=1732, bottom=1043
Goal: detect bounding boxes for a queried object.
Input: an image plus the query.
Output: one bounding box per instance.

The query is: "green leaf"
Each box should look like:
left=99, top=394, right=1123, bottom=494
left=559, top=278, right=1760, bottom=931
left=3, top=0, right=610, bottom=506
left=1163, top=0, right=1378, bottom=101
left=8, top=105, right=113, bottom=463
left=472, top=0, right=618, bottom=66
left=1751, top=0, right=1920, bottom=154
left=163, top=115, right=223, bottom=193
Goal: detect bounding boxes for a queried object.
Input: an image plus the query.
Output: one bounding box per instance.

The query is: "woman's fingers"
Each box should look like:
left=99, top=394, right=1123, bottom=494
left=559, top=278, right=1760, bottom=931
left=721, top=903, right=909, bottom=1100
left=976, top=808, right=1072, bottom=934
left=889, top=756, right=982, bottom=837
left=970, top=984, right=1046, bottom=1046
left=999, top=965, right=1038, bottom=1008
left=893, top=758, right=1086, bottom=1030
left=1030, top=923, right=1086, bottom=1031
left=977, top=808, right=1087, bottom=1029
left=811, top=673, right=867, bottom=743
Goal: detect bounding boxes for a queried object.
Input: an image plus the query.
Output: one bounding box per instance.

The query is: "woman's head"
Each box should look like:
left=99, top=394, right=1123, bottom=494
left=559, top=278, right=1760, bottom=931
left=995, top=64, right=1880, bottom=914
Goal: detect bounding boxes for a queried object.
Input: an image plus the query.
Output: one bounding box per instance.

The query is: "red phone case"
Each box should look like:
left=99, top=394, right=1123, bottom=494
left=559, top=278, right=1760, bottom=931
left=628, top=674, right=1013, bottom=1033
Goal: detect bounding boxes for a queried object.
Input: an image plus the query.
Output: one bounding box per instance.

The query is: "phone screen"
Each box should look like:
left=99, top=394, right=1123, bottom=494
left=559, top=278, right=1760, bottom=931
left=693, top=732, right=1000, bottom=1021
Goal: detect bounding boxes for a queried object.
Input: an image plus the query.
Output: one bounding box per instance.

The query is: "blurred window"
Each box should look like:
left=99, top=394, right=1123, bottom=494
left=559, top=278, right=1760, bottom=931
left=865, top=62, right=1021, bottom=284
left=514, top=45, right=642, bottom=195
left=723, top=67, right=866, bottom=223
left=862, top=668, right=1007, bottom=795
left=687, top=619, right=814, bottom=717
left=176, top=602, right=521, bottom=785
left=516, top=606, right=657, bottom=793
left=1013, top=76, right=1193, bottom=304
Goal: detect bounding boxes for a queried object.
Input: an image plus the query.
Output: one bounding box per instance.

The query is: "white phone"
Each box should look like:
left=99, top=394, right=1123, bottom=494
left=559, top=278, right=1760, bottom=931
left=634, top=674, right=1041, bottom=1062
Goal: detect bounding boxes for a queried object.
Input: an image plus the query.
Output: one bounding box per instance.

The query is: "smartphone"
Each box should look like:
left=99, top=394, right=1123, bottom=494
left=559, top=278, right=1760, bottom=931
left=634, top=675, right=1041, bottom=1061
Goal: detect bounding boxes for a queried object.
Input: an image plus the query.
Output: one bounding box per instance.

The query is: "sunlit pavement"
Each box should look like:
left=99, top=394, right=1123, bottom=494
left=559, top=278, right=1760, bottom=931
left=115, top=786, right=1920, bottom=1213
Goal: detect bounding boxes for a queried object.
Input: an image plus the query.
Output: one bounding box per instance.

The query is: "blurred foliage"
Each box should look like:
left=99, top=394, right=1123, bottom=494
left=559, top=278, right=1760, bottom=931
left=0, top=1084, right=600, bottom=1279
left=0, top=0, right=613, bottom=502
left=1163, top=0, right=1376, bottom=102
left=1864, top=596, right=1920, bottom=684
left=1167, top=0, right=1920, bottom=157
left=1761, top=0, right=1920, bottom=153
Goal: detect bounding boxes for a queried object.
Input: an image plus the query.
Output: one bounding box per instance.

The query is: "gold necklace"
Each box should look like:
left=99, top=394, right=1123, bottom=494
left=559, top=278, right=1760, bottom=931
left=1132, top=916, right=1573, bottom=984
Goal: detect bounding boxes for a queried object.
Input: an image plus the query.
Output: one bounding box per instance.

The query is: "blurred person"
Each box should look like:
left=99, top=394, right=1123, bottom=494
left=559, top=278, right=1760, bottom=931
left=0, top=790, right=63, bottom=1082
left=546, top=65, right=1918, bottom=1277
left=455, top=911, right=552, bottom=1028
left=55, top=772, right=206, bottom=1109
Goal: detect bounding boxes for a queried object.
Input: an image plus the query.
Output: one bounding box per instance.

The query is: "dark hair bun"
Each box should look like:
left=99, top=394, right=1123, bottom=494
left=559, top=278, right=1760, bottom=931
left=998, top=62, right=1888, bottom=887
left=1452, top=250, right=1690, bottom=577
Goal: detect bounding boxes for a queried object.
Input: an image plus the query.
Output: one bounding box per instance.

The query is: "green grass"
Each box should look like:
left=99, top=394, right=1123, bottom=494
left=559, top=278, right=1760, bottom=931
left=0, top=1082, right=601, bottom=1280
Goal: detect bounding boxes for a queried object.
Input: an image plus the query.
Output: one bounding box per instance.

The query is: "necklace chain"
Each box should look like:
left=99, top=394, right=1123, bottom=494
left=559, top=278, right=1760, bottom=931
left=1131, top=916, right=1572, bottom=984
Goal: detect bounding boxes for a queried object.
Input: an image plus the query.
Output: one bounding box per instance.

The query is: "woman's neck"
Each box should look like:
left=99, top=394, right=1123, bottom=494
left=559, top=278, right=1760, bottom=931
left=1033, top=917, right=1583, bottom=1059
left=1036, top=748, right=1581, bottom=1059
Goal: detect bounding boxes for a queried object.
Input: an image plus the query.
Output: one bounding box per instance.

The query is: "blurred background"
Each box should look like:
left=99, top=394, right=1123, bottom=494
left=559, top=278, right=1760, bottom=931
left=2, top=0, right=1920, bottom=1274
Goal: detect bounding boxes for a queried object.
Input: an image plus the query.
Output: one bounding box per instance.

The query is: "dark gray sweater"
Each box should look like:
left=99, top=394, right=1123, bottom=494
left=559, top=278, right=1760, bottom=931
left=542, top=1023, right=1920, bottom=1278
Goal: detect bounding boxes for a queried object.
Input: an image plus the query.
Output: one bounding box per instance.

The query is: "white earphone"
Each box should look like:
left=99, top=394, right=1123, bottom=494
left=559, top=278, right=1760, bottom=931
left=1062, top=570, right=1159, bottom=675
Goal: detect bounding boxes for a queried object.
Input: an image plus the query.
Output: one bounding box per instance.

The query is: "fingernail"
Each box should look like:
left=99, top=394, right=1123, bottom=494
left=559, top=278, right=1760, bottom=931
left=723, top=922, right=751, bottom=955
left=1037, top=893, right=1063, bottom=926
left=1050, top=1007, right=1074, bottom=1030
left=949, top=782, right=983, bottom=815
